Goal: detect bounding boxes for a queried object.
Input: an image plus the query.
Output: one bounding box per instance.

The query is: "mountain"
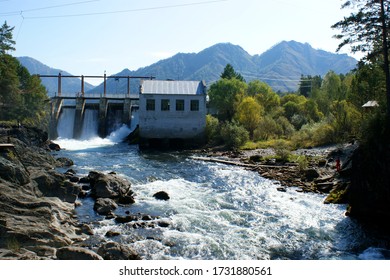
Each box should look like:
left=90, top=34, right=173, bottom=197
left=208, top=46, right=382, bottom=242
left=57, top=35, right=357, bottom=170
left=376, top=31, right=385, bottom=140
left=18, top=41, right=357, bottom=94
left=88, top=41, right=357, bottom=93
left=252, top=41, right=357, bottom=91
left=17, top=57, right=94, bottom=96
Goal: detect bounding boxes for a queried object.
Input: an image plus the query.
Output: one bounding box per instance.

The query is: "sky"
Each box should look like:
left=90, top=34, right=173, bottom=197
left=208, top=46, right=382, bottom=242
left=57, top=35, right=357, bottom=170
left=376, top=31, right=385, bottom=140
left=1, top=0, right=355, bottom=85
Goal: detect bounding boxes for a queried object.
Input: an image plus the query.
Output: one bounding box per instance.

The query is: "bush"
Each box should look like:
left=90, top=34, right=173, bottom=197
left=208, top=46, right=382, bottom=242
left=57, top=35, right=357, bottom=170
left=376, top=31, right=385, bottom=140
left=273, top=139, right=292, bottom=162
left=254, top=116, right=282, bottom=140
left=220, top=121, right=249, bottom=150
left=205, top=114, right=220, bottom=143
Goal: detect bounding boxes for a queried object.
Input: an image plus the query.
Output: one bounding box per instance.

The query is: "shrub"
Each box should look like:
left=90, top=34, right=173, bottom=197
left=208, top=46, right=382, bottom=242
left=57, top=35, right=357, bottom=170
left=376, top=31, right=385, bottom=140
left=254, top=116, right=282, bottom=140
left=273, top=139, right=292, bottom=162
left=220, top=121, right=249, bottom=150
left=205, top=114, right=220, bottom=143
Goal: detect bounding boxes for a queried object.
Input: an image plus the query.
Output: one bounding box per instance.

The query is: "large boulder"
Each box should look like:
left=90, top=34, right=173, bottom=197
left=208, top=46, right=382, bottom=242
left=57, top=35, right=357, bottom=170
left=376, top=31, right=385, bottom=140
left=0, top=157, right=30, bottom=185
left=97, top=242, right=141, bottom=260
left=93, top=198, right=118, bottom=216
left=30, top=168, right=80, bottom=203
left=88, top=171, right=134, bottom=201
left=153, top=191, right=170, bottom=201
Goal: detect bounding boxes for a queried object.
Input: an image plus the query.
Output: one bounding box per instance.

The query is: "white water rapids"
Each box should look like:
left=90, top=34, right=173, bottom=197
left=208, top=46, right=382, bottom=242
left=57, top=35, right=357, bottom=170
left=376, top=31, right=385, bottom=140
left=53, top=110, right=390, bottom=260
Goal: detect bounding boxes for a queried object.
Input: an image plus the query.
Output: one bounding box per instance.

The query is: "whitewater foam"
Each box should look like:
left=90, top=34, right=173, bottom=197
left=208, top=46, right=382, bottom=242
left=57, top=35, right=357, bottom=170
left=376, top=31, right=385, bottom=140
left=54, top=124, right=133, bottom=151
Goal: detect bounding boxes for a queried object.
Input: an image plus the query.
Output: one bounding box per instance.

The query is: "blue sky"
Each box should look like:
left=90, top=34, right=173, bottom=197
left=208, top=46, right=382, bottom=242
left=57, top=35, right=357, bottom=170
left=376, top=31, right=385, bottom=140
left=1, top=0, right=353, bottom=84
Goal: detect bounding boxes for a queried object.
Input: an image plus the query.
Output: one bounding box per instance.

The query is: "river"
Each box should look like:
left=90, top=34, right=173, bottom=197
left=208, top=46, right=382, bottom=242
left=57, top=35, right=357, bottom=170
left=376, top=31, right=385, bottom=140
left=51, top=109, right=390, bottom=261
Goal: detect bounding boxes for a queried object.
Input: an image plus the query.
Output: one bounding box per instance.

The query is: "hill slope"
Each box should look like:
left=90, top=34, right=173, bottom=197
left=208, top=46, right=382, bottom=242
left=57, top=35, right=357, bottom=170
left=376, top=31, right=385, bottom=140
left=19, top=41, right=357, bottom=94
left=17, top=57, right=94, bottom=96
left=89, top=41, right=357, bottom=94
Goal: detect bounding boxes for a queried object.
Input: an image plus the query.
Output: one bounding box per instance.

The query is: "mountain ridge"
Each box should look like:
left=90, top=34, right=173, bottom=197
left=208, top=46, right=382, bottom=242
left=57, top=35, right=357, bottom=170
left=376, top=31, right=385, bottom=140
left=18, top=41, right=357, bottom=94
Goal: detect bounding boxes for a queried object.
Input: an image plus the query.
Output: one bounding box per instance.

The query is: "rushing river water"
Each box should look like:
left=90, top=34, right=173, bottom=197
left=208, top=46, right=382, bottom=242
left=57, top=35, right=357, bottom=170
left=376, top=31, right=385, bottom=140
left=54, top=132, right=390, bottom=260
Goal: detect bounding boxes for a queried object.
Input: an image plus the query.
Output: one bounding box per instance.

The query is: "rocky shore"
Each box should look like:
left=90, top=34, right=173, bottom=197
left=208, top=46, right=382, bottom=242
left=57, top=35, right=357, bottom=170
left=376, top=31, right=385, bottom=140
left=0, top=126, right=146, bottom=260
left=200, top=143, right=357, bottom=205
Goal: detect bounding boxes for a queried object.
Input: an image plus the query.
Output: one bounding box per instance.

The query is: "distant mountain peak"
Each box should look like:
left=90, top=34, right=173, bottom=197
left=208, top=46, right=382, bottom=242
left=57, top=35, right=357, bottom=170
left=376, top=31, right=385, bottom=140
left=19, top=41, right=357, bottom=94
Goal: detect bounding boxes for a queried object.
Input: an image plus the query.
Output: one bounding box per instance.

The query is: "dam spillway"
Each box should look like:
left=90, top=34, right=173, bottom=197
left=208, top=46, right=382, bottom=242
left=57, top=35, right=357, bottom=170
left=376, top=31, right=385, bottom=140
left=49, top=94, right=139, bottom=140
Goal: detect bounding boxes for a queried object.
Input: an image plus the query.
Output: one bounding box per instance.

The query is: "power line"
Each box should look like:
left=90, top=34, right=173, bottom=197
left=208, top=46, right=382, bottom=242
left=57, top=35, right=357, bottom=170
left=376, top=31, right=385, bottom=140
left=0, top=0, right=100, bottom=16
left=21, top=0, right=228, bottom=19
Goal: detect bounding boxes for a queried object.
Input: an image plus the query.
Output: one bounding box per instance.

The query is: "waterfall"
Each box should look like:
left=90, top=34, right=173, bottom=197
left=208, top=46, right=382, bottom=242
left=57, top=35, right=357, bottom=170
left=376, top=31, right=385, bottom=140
left=57, top=108, right=75, bottom=139
left=80, top=109, right=99, bottom=140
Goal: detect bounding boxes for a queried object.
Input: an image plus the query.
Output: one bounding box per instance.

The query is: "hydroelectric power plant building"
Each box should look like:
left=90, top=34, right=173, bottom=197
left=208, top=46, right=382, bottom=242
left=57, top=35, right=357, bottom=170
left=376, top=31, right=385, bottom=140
left=48, top=74, right=206, bottom=147
left=138, top=80, right=207, bottom=147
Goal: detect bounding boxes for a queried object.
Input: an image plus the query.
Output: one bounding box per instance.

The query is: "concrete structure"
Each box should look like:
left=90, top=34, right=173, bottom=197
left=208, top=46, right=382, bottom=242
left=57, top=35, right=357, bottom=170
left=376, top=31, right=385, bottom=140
left=139, top=80, right=207, bottom=147
left=49, top=93, right=139, bottom=139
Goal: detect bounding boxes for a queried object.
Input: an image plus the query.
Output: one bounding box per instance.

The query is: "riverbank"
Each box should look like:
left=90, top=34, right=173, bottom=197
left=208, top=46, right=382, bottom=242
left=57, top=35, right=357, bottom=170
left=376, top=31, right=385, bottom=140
left=0, top=126, right=142, bottom=260
left=199, top=143, right=356, bottom=205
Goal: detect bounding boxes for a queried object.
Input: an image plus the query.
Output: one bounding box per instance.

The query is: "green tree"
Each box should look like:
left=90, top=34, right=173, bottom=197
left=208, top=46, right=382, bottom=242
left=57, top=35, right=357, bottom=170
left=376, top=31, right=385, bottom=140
left=208, top=78, right=247, bottom=121
left=0, top=55, right=21, bottom=120
left=322, top=71, right=343, bottom=100
left=220, top=64, right=245, bottom=82
left=247, top=80, right=280, bottom=113
left=0, top=23, right=48, bottom=128
left=299, top=75, right=322, bottom=97
left=0, top=21, right=15, bottom=54
left=332, top=0, right=390, bottom=126
left=330, top=100, right=362, bottom=141
left=235, top=96, right=263, bottom=139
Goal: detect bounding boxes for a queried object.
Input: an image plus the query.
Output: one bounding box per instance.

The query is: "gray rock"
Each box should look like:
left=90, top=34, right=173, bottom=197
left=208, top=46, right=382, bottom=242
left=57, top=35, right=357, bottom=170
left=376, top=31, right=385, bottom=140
left=93, top=198, right=118, bottom=216
left=153, top=191, right=170, bottom=201
left=97, top=242, right=141, bottom=260
left=88, top=171, right=134, bottom=200
left=56, top=246, right=103, bottom=260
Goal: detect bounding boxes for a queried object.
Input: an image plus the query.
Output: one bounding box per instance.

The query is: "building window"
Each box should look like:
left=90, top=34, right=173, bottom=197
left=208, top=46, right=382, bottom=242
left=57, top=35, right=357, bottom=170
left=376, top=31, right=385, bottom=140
left=176, top=99, right=185, bottom=111
left=146, top=99, right=155, bottom=111
left=161, top=99, right=170, bottom=111
left=190, top=100, right=199, bottom=111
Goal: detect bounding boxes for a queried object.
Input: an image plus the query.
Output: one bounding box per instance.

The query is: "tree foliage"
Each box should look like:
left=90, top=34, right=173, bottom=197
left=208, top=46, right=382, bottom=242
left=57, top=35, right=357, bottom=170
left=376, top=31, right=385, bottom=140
left=0, top=21, right=15, bottom=54
left=220, top=63, right=245, bottom=82
left=332, top=0, right=390, bottom=125
left=208, top=77, right=247, bottom=121
left=235, top=96, right=263, bottom=139
left=0, top=22, right=49, bottom=128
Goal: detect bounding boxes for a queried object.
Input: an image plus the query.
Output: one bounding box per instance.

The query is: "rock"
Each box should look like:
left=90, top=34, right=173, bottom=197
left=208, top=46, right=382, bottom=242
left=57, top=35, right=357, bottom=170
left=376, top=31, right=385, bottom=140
left=115, top=215, right=138, bottom=224
left=0, top=157, right=30, bottom=185
left=276, top=187, right=287, bottom=192
left=56, top=246, right=103, bottom=260
left=153, top=191, right=170, bottom=201
left=88, top=171, right=133, bottom=200
left=303, top=168, right=320, bottom=181
left=79, top=177, right=90, bottom=184
left=93, top=198, right=118, bottom=216
left=157, top=221, right=170, bottom=228
left=97, top=242, right=141, bottom=260
left=105, top=230, right=120, bottom=237
left=56, top=157, right=74, bottom=167
left=118, top=194, right=135, bottom=204
left=48, top=142, right=61, bottom=151
left=324, top=182, right=350, bottom=204
left=76, top=224, right=94, bottom=236
left=30, top=169, right=80, bottom=203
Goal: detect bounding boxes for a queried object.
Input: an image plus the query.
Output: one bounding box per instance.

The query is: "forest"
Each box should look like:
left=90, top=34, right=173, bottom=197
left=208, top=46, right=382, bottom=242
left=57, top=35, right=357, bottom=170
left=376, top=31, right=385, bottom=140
left=205, top=62, right=385, bottom=151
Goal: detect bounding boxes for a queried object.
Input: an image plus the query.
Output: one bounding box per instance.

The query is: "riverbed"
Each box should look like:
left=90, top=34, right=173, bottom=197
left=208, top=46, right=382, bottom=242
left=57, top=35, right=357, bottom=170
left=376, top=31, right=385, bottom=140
left=54, top=138, right=390, bottom=260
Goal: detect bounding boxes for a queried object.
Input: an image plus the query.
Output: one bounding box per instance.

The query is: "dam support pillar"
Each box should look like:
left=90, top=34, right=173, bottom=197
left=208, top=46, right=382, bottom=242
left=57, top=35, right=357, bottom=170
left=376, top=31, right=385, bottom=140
left=73, top=97, right=86, bottom=139
left=122, top=98, right=132, bottom=125
left=98, top=98, right=108, bottom=138
left=49, top=97, right=63, bottom=140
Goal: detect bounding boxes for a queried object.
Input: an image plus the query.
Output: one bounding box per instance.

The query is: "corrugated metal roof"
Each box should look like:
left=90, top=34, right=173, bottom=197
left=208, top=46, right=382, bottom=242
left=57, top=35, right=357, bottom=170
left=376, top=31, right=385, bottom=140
left=362, top=100, right=379, bottom=108
left=141, top=80, right=205, bottom=95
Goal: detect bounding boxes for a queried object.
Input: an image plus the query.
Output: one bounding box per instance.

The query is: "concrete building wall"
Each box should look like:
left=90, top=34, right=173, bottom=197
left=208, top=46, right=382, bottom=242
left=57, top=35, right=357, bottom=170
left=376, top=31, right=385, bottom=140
left=139, top=93, right=206, bottom=140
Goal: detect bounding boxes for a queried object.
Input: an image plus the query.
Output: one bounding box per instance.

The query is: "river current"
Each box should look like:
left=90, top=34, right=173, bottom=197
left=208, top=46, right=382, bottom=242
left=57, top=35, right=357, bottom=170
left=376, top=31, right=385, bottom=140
left=54, top=128, right=390, bottom=260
